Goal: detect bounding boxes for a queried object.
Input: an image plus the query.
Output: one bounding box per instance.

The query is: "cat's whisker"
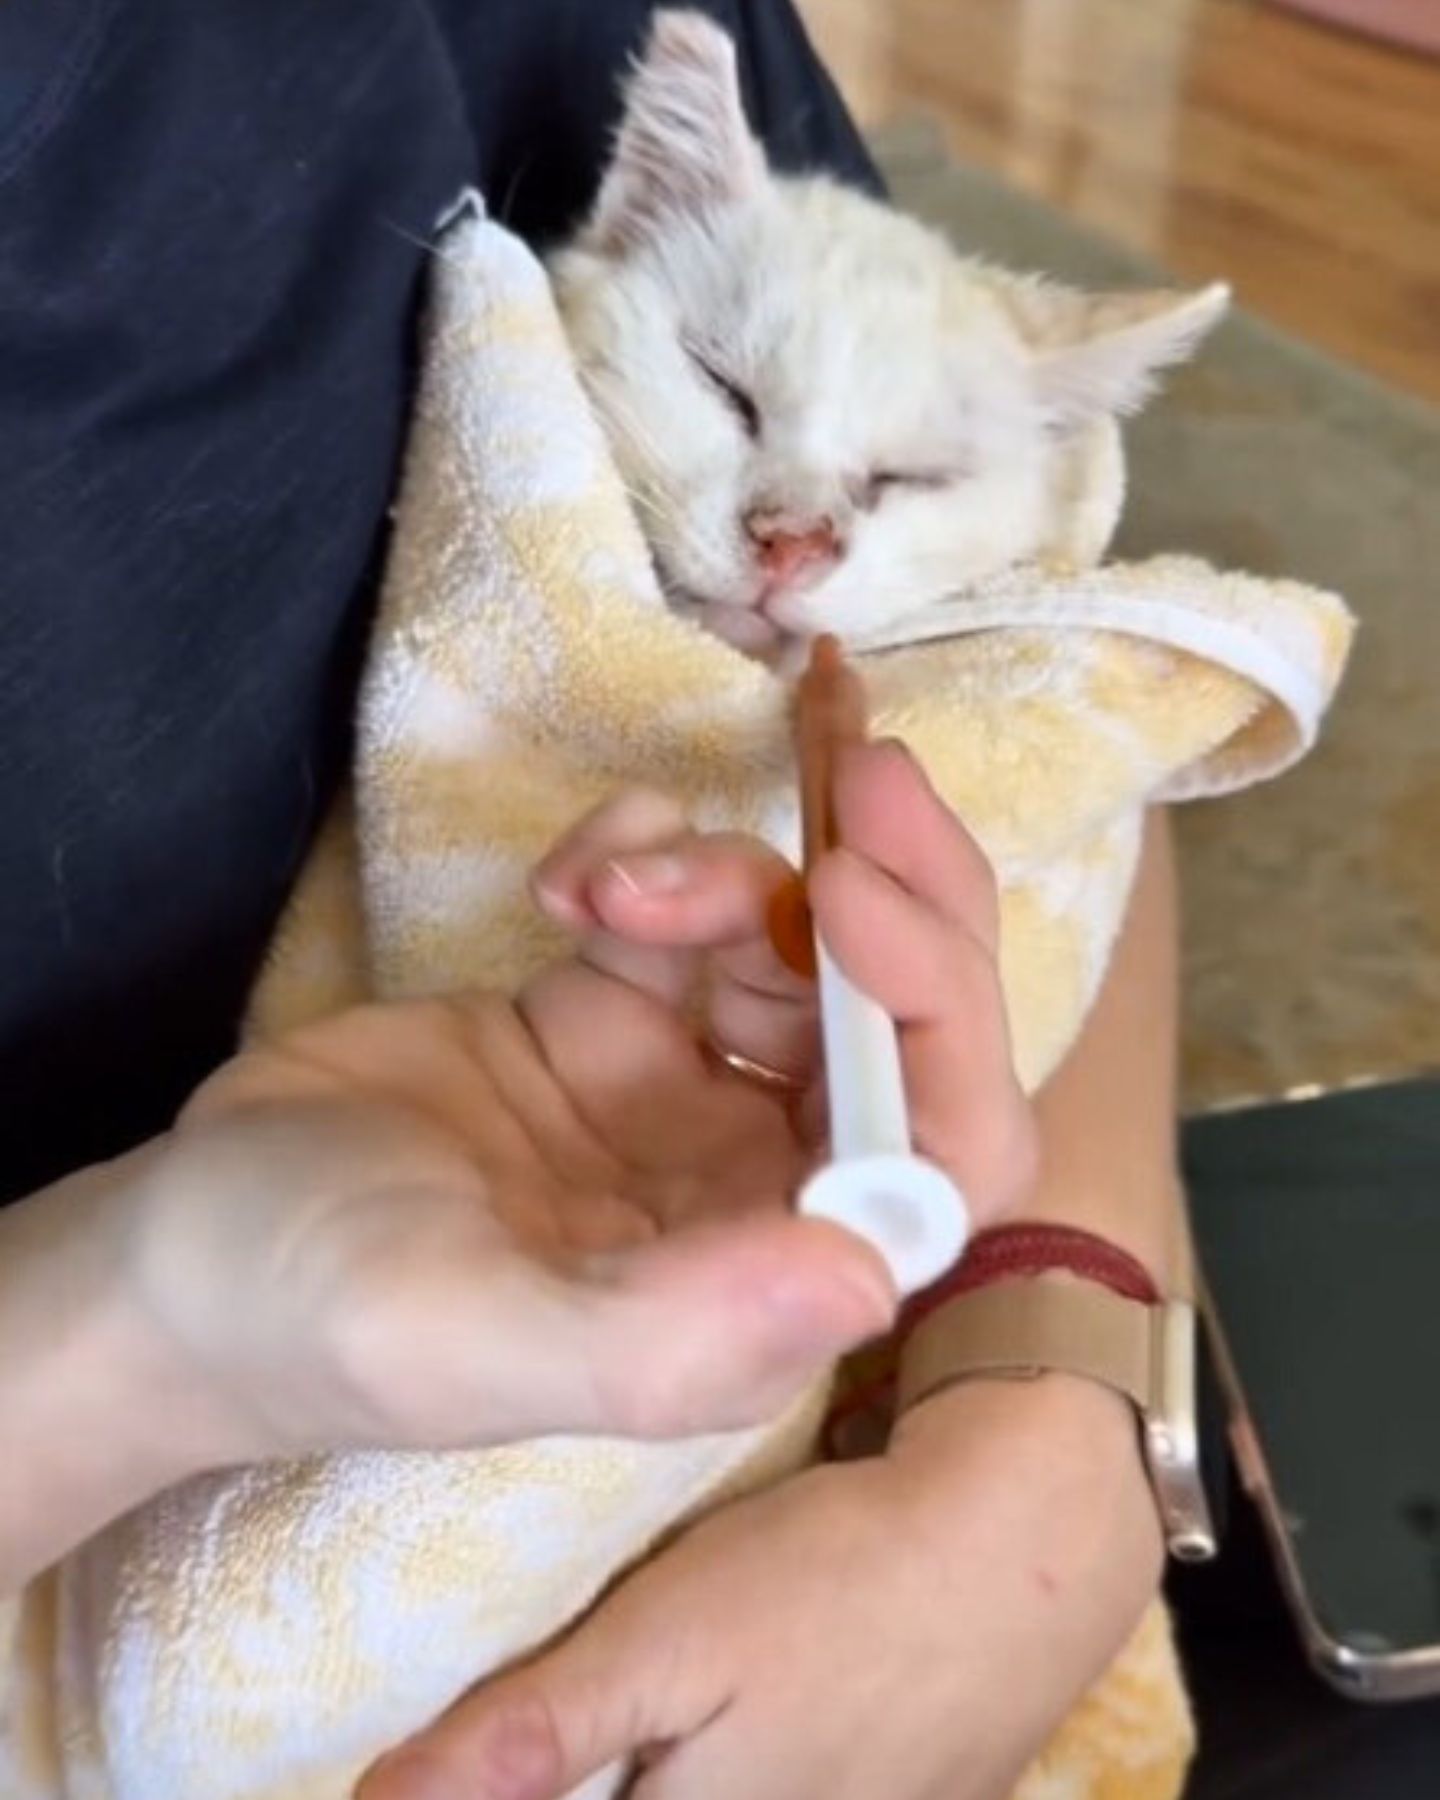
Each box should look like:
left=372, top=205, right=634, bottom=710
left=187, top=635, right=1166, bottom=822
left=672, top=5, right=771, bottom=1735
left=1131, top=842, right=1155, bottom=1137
left=617, top=481, right=668, bottom=526
left=379, top=216, right=462, bottom=266
left=592, top=398, right=673, bottom=485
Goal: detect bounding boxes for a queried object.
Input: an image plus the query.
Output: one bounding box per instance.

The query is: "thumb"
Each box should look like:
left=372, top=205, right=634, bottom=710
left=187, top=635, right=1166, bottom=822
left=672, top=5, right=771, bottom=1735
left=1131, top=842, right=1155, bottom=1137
left=360, top=1581, right=712, bottom=1800
left=576, top=1209, right=892, bottom=1432
left=438, top=1214, right=895, bottom=1447
left=572, top=1212, right=897, bottom=1438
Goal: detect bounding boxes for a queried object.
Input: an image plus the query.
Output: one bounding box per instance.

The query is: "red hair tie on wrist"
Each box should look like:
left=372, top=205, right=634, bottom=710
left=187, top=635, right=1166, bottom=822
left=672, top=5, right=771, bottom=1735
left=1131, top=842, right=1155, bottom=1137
left=824, top=1223, right=1159, bottom=1458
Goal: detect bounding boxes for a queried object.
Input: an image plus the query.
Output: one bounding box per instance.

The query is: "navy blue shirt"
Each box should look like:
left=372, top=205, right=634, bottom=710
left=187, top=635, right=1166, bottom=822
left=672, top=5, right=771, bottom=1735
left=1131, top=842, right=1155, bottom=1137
left=0, top=0, right=876, bottom=1201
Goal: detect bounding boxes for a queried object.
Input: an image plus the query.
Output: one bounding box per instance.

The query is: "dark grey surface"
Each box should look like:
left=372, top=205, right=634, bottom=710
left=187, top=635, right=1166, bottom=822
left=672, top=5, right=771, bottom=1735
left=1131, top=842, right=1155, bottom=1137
left=1175, top=1487, right=1440, bottom=1800
left=1180, top=1080, right=1440, bottom=1799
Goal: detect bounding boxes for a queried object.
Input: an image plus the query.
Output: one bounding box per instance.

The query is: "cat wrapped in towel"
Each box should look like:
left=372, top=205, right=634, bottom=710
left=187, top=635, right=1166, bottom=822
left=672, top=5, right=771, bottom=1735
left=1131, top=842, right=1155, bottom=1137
left=0, top=14, right=1352, bottom=1800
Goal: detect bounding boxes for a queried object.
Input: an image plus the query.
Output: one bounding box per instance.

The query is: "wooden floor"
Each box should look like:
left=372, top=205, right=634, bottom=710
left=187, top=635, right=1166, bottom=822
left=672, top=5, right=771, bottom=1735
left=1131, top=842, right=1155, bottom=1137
left=799, top=0, right=1440, bottom=403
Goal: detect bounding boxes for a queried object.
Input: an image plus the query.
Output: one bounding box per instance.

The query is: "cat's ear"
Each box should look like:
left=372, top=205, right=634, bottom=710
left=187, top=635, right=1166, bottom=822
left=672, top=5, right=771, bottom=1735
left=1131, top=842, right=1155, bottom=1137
left=586, top=10, right=766, bottom=251
left=1009, top=279, right=1230, bottom=425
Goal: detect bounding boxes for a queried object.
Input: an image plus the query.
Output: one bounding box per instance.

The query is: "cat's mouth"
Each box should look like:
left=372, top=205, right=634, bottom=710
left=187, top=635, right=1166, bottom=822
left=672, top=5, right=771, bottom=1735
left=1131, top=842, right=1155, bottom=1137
left=659, top=579, right=800, bottom=654
left=691, top=600, right=789, bottom=653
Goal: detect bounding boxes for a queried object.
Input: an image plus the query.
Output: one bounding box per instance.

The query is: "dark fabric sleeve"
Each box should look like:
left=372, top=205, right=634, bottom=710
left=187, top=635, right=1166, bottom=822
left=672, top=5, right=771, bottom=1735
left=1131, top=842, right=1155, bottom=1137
left=0, top=0, right=877, bottom=1202
left=429, top=0, right=882, bottom=249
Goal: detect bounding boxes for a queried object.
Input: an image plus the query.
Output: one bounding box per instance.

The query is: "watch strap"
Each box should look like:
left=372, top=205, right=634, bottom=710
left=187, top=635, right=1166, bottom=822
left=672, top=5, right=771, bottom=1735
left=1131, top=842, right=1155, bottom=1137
left=896, top=1273, right=1157, bottom=1415
left=888, top=1221, right=1219, bottom=1562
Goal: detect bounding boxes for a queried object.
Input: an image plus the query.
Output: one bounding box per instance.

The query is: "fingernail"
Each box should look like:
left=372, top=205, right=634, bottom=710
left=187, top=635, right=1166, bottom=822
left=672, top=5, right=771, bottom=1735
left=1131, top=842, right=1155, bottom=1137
left=604, top=853, right=688, bottom=897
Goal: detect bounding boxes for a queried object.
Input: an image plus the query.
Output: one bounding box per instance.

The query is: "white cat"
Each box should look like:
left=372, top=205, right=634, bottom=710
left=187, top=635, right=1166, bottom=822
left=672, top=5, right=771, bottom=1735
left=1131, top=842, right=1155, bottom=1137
left=552, top=9, right=1229, bottom=658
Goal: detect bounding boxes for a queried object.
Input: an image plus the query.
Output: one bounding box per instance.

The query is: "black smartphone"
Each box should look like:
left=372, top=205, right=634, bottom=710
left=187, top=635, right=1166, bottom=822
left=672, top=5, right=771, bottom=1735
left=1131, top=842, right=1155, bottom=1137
left=1184, top=1076, right=1440, bottom=1701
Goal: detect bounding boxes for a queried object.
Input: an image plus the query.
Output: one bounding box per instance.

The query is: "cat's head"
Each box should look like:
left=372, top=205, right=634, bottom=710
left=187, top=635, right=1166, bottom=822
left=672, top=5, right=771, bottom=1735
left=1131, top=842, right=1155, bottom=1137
left=551, top=10, right=1228, bottom=654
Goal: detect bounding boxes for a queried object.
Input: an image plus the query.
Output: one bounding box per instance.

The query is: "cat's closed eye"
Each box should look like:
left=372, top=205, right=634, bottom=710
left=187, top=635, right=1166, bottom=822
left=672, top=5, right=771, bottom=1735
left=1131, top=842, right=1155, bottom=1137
left=862, top=469, right=956, bottom=508
left=683, top=343, right=760, bottom=439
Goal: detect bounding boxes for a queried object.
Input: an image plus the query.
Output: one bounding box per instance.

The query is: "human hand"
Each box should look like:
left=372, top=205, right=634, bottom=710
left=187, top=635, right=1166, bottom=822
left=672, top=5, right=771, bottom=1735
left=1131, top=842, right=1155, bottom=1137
left=360, top=1372, right=1161, bottom=1800
left=108, top=741, right=1029, bottom=1478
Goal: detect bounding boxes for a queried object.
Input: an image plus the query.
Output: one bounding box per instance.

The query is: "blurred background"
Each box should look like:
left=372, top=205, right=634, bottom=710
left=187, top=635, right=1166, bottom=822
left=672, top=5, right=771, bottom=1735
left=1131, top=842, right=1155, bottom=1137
left=799, top=0, right=1440, bottom=402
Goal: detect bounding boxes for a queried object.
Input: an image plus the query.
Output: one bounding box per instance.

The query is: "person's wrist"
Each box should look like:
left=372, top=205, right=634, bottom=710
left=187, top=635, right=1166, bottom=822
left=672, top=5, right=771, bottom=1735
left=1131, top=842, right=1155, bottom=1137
left=888, top=1218, right=1159, bottom=1490
left=890, top=1370, right=1164, bottom=1592
left=115, top=1131, right=298, bottom=1473
left=867, top=1371, right=1165, bottom=1755
left=0, top=1142, right=244, bottom=1583
left=79, top=1141, right=252, bottom=1484
left=895, top=1363, right=1138, bottom=1480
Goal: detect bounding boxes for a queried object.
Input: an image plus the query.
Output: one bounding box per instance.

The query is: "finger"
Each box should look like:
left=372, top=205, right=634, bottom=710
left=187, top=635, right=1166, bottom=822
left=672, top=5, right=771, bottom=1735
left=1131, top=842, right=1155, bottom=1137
left=627, top=1722, right=786, bottom=1800
left=531, top=791, right=702, bottom=1007
left=397, top=1205, right=894, bottom=1453
left=830, top=740, right=1000, bottom=951
left=809, top=848, right=1036, bottom=1230
left=518, top=949, right=800, bottom=1204
left=532, top=789, right=690, bottom=932
left=818, top=737, right=1034, bottom=1224
left=540, top=821, right=818, bottom=1083
left=359, top=1557, right=718, bottom=1800
left=587, top=836, right=817, bottom=1082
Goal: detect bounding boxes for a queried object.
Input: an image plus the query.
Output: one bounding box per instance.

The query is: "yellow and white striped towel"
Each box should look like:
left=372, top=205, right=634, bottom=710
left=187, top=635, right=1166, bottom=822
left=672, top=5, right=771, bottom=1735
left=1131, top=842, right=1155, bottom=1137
left=1, top=199, right=1351, bottom=1800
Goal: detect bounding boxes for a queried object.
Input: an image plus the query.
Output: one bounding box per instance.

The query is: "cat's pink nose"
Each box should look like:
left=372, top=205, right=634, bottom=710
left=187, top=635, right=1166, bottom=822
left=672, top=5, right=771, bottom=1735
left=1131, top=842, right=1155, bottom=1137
left=745, top=512, right=841, bottom=593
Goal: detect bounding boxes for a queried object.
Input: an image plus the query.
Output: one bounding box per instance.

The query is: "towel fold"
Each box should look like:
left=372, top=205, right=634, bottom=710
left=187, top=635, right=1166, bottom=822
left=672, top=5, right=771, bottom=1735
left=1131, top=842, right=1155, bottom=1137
left=1, top=202, right=1351, bottom=1800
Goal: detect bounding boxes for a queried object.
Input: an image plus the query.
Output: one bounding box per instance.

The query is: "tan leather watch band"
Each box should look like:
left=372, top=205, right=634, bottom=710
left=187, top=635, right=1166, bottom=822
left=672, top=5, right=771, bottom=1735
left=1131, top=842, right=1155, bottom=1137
left=896, top=1273, right=1155, bottom=1416
left=891, top=1223, right=1219, bottom=1563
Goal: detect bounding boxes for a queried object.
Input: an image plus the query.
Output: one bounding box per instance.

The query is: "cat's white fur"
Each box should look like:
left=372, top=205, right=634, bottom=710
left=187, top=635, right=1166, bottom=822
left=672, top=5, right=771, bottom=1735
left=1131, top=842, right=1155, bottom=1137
left=551, top=10, right=1229, bottom=654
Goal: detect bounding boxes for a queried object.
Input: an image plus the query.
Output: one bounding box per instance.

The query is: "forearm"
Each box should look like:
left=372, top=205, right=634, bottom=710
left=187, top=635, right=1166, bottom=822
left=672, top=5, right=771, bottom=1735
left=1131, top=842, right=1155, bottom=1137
left=1020, top=807, right=1185, bottom=1278
left=0, top=1145, right=213, bottom=1589
left=896, top=811, right=1182, bottom=1576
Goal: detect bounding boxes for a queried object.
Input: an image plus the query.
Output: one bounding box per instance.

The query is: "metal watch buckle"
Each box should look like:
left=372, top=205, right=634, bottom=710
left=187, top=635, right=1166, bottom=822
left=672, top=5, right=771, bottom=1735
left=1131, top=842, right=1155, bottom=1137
left=1145, top=1300, right=1218, bottom=1562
